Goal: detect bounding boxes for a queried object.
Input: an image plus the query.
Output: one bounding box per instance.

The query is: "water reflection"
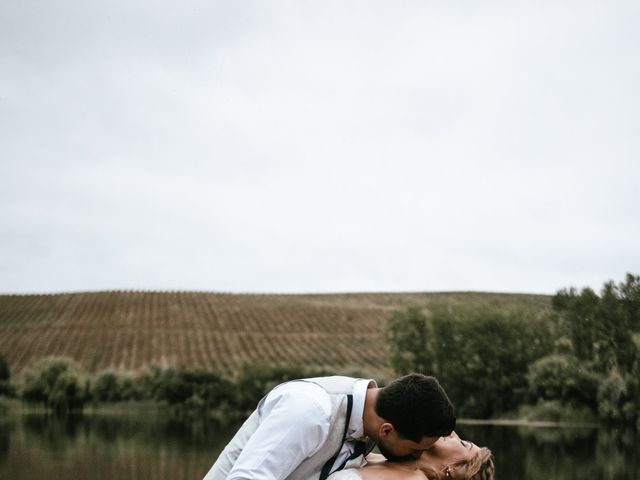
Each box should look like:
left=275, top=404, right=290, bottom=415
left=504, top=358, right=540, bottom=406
left=458, top=423, right=639, bottom=480
left=0, top=414, right=638, bottom=480
left=0, top=413, right=238, bottom=480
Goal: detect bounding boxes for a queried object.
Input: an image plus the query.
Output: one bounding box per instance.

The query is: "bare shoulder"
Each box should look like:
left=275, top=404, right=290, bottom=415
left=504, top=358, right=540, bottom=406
left=357, top=463, right=427, bottom=480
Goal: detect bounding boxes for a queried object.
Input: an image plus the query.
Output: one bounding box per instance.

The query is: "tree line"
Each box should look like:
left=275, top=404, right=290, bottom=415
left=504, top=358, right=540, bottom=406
left=0, top=354, right=334, bottom=420
left=386, top=273, right=640, bottom=429
left=1, top=274, right=638, bottom=429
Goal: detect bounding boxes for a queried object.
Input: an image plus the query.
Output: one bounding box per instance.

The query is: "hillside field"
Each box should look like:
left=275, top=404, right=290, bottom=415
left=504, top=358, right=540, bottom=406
left=0, top=291, right=551, bottom=382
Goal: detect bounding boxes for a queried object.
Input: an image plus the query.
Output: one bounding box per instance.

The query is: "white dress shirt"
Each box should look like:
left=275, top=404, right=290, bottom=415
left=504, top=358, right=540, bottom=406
left=227, top=378, right=376, bottom=480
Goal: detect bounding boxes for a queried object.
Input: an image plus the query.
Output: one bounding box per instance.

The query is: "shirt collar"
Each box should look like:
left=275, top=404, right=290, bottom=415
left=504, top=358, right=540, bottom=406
left=348, top=378, right=377, bottom=440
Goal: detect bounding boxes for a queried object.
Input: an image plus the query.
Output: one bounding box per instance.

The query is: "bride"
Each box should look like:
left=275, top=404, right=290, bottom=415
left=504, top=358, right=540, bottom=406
left=330, top=431, right=494, bottom=480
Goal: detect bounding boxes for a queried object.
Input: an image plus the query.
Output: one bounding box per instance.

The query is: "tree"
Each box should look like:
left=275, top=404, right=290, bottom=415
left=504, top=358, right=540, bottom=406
left=0, top=353, right=16, bottom=397
left=549, top=273, right=640, bottom=427
left=0, top=354, right=9, bottom=381
left=526, top=354, right=599, bottom=410
left=21, top=357, right=87, bottom=413
left=553, top=274, right=640, bottom=375
left=429, top=305, right=553, bottom=417
left=90, top=371, right=123, bottom=402
left=235, top=364, right=331, bottom=414
left=385, top=303, right=554, bottom=417
left=385, top=306, right=434, bottom=375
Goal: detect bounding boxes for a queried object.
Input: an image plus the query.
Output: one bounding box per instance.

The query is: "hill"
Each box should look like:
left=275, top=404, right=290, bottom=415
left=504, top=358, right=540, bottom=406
left=0, top=290, right=551, bottom=382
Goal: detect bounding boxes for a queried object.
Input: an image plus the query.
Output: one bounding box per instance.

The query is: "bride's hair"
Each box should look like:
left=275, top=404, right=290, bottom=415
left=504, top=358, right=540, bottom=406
left=418, top=447, right=494, bottom=480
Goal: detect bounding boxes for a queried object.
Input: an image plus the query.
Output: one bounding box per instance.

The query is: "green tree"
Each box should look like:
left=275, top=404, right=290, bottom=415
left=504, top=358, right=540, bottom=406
left=21, top=357, right=87, bottom=413
left=235, top=364, right=330, bottom=414
left=146, top=366, right=237, bottom=408
left=429, top=305, right=553, bottom=417
left=553, top=273, right=640, bottom=374
left=385, top=303, right=554, bottom=417
left=0, top=354, right=9, bottom=381
left=0, top=353, right=16, bottom=397
left=547, top=273, right=640, bottom=427
left=526, top=354, right=599, bottom=410
left=90, top=371, right=123, bottom=402
left=385, top=306, right=434, bottom=375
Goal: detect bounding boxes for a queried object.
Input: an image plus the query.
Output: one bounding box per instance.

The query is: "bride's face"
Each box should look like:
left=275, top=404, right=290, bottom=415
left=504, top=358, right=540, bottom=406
left=418, top=431, right=480, bottom=471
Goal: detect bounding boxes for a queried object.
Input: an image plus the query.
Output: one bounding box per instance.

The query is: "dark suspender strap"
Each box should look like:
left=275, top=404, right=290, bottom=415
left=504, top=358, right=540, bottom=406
left=319, top=394, right=353, bottom=480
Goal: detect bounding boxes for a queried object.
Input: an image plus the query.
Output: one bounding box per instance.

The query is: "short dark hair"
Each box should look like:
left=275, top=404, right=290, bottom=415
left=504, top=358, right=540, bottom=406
left=375, top=373, right=455, bottom=441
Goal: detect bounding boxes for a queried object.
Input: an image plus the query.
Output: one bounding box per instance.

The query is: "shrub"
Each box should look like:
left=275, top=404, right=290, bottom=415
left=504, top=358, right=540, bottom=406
left=235, top=364, right=332, bottom=413
left=90, top=371, right=123, bottom=403
left=145, top=366, right=237, bottom=408
left=527, top=354, right=600, bottom=410
left=119, top=373, right=146, bottom=401
left=597, top=370, right=639, bottom=426
left=22, top=357, right=88, bottom=413
left=385, top=306, right=433, bottom=375
left=0, top=353, right=16, bottom=398
left=0, top=354, right=9, bottom=382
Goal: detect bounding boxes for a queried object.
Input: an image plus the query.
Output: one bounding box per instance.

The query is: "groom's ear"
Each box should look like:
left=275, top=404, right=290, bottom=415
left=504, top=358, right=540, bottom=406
left=379, top=422, right=394, bottom=439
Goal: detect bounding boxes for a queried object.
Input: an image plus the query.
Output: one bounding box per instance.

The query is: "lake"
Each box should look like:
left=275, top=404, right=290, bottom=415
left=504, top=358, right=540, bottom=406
left=0, top=413, right=638, bottom=479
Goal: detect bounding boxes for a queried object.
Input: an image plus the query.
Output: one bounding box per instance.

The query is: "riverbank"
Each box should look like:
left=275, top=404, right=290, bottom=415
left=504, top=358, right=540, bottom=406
left=1, top=396, right=604, bottom=430
left=458, top=418, right=600, bottom=428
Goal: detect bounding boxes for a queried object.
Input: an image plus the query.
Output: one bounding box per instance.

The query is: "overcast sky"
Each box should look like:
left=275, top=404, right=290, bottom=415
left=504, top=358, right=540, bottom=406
left=1, top=1, right=639, bottom=295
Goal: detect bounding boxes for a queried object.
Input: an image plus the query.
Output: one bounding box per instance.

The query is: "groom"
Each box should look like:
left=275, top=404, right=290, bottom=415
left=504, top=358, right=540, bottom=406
left=202, top=373, right=456, bottom=480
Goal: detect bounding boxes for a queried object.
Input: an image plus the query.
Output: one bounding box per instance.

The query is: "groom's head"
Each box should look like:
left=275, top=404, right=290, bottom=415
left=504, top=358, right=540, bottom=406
left=373, top=373, right=455, bottom=461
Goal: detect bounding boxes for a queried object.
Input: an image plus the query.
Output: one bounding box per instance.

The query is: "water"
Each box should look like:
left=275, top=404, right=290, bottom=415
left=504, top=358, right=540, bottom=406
left=0, top=413, right=638, bottom=479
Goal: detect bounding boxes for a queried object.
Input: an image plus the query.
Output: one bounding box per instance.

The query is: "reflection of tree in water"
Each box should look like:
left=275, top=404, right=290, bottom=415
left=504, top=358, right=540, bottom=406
left=516, top=424, right=595, bottom=446
left=517, top=426, right=596, bottom=480
left=21, top=412, right=239, bottom=452
left=0, top=413, right=242, bottom=480
left=6, top=417, right=640, bottom=480
left=459, top=424, right=639, bottom=480
left=0, top=417, right=16, bottom=461
left=595, top=428, right=640, bottom=479
left=22, top=414, right=85, bottom=456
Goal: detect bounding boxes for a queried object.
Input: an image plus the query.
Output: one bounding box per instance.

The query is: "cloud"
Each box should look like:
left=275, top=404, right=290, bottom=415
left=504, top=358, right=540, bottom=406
left=1, top=0, right=639, bottom=293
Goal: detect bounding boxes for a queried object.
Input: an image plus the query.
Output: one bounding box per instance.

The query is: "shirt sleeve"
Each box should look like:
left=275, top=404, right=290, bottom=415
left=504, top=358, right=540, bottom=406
left=227, top=382, right=332, bottom=480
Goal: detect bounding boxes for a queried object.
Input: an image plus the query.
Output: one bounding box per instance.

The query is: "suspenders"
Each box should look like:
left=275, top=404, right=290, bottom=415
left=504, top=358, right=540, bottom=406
left=319, top=394, right=354, bottom=480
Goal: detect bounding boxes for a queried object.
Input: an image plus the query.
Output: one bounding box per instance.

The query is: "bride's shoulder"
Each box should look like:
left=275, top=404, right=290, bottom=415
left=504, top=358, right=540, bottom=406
left=409, top=468, right=429, bottom=480
left=327, top=469, right=363, bottom=480
left=357, top=463, right=428, bottom=480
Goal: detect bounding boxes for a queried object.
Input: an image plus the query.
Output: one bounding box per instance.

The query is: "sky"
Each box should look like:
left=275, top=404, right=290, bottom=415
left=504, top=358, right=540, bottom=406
left=1, top=1, right=639, bottom=295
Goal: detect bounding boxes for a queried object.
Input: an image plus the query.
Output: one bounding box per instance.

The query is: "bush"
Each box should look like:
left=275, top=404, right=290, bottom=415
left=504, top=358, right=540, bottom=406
left=145, top=366, right=237, bottom=409
left=118, top=373, right=146, bottom=401
left=386, top=306, right=432, bottom=375
left=597, top=370, right=639, bottom=426
left=527, top=354, right=600, bottom=410
left=0, top=381, right=16, bottom=398
left=22, top=357, right=88, bottom=413
left=0, top=354, right=16, bottom=398
left=0, top=354, right=10, bottom=382
left=90, top=371, right=123, bottom=403
left=235, top=364, right=332, bottom=413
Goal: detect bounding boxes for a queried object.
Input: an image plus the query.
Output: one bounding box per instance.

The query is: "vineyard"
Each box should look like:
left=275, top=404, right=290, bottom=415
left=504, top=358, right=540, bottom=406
left=0, top=290, right=551, bottom=382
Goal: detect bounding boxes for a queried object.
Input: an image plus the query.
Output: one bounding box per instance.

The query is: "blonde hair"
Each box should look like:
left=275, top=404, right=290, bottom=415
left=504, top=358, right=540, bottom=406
left=418, top=447, right=495, bottom=480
